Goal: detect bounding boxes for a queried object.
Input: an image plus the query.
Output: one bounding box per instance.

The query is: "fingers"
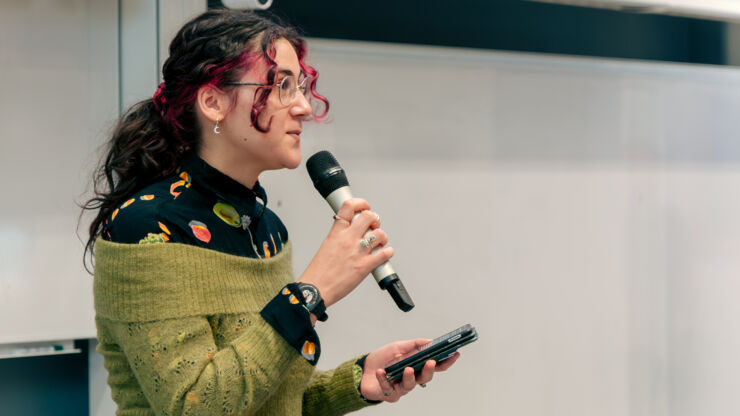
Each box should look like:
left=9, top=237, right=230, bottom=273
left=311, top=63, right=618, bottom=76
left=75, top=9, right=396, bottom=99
left=333, top=199, right=383, bottom=238
left=375, top=369, right=401, bottom=402
left=374, top=360, right=443, bottom=403
left=349, top=209, right=381, bottom=235
left=434, top=352, right=460, bottom=372
left=388, top=338, right=431, bottom=357
left=418, top=360, right=436, bottom=385
left=401, top=367, right=416, bottom=392
left=335, top=198, right=370, bottom=224
left=413, top=338, right=433, bottom=348
left=361, top=229, right=387, bottom=250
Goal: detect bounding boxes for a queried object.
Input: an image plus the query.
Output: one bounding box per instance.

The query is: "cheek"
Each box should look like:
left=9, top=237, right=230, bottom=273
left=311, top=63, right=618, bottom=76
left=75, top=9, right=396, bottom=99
left=255, top=104, right=280, bottom=130
left=236, top=90, right=273, bottom=128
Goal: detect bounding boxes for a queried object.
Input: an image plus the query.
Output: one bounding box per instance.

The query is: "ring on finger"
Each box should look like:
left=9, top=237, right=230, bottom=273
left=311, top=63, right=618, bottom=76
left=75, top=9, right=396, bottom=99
left=419, top=383, right=427, bottom=388
left=360, top=233, right=377, bottom=249
left=383, top=391, right=393, bottom=397
left=332, top=214, right=350, bottom=224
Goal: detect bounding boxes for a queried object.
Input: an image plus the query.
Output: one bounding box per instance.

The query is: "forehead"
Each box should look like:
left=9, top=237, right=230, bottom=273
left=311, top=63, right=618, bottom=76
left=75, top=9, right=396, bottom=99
left=237, top=38, right=301, bottom=82
left=272, top=38, right=300, bottom=76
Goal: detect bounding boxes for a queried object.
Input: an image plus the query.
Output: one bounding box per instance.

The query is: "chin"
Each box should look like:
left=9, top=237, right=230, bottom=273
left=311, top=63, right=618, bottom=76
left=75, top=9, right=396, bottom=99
left=282, top=152, right=302, bottom=170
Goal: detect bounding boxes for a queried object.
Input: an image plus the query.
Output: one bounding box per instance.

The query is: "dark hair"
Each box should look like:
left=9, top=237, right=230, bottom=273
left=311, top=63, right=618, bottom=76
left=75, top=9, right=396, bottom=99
left=80, top=9, right=329, bottom=272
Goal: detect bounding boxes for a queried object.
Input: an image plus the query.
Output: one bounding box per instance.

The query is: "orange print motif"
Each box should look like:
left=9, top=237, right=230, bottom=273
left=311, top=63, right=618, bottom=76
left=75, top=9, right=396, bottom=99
left=186, top=392, right=199, bottom=405
left=301, top=341, right=316, bottom=361
left=121, top=198, right=135, bottom=208
left=170, top=171, right=192, bottom=198
left=158, top=222, right=171, bottom=241
left=111, top=209, right=119, bottom=220
left=158, top=222, right=171, bottom=235
left=289, top=294, right=300, bottom=305
left=263, top=241, right=271, bottom=259
left=140, top=194, right=154, bottom=201
left=188, top=220, right=211, bottom=243
left=270, top=234, right=277, bottom=256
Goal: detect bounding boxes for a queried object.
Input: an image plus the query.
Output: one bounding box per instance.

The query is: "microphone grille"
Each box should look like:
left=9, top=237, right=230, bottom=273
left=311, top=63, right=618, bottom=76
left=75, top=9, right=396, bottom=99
left=306, top=150, right=349, bottom=198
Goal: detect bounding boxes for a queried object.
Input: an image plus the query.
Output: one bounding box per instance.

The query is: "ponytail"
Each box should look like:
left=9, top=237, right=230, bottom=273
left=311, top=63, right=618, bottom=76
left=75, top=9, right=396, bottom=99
left=80, top=94, right=193, bottom=272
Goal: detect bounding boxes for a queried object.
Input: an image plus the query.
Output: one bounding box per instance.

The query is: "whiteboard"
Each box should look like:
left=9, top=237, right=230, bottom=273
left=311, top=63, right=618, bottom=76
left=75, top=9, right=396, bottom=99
left=0, top=1, right=118, bottom=344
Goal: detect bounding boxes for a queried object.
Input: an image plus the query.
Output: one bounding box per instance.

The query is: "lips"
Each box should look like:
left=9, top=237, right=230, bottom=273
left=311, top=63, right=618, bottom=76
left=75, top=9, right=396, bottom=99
left=287, top=130, right=302, bottom=140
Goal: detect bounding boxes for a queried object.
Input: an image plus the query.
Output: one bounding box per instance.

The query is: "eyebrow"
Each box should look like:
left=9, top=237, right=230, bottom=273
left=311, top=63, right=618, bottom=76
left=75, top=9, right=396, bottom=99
left=276, top=68, right=306, bottom=79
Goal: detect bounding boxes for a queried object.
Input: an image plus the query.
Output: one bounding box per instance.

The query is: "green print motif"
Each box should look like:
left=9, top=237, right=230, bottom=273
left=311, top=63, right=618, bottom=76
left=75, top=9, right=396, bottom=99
left=139, top=232, right=167, bottom=244
left=213, top=202, right=242, bottom=227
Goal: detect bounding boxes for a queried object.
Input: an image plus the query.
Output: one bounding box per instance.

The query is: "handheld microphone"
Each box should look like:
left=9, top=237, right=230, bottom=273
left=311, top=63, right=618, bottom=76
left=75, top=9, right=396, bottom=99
left=306, top=150, right=415, bottom=312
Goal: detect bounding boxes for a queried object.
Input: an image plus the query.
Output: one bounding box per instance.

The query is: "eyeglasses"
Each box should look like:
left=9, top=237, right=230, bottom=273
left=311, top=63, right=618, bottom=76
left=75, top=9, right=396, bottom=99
left=226, top=75, right=311, bottom=106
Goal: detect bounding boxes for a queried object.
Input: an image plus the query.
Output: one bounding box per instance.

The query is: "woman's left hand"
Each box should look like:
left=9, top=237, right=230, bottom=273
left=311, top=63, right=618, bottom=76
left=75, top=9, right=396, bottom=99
left=360, top=338, right=460, bottom=403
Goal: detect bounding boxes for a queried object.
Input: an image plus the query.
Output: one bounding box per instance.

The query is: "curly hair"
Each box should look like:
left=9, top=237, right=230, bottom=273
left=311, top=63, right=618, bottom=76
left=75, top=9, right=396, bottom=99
left=80, top=9, right=329, bottom=271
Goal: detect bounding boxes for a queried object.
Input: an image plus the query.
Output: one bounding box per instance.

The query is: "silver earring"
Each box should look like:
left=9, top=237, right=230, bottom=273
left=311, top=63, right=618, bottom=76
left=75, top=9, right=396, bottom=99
left=213, top=118, right=221, bottom=134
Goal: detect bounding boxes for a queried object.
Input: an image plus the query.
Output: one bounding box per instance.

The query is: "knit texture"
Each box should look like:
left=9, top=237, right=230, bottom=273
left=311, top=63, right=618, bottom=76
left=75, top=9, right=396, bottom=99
left=94, top=238, right=376, bottom=415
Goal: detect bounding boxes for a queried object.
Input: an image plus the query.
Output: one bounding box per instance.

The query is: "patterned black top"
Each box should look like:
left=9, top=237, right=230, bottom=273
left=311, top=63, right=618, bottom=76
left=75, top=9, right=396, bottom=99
left=102, top=151, right=320, bottom=364
left=103, top=151, right=288, bottom=259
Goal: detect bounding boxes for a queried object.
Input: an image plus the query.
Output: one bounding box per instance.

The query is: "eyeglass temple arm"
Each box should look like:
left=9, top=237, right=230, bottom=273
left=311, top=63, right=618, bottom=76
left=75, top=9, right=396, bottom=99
left=225, top=82, right=270, bottom=86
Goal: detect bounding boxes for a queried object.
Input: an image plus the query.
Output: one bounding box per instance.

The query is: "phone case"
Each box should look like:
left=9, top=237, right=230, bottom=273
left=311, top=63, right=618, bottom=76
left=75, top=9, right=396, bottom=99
left=384, top=324, right=478, bottom=383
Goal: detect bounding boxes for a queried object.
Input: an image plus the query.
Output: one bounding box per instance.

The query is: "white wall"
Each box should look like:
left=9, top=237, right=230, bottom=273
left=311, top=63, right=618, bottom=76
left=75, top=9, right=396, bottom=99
left=0, top=0, right=118, bottom=344
left=261, top=40, right=740, bottom=416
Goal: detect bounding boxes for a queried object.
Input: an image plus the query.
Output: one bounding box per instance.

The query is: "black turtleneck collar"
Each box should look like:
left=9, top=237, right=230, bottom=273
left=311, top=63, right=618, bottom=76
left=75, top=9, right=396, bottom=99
left=180, top=151, right=268, bottom=221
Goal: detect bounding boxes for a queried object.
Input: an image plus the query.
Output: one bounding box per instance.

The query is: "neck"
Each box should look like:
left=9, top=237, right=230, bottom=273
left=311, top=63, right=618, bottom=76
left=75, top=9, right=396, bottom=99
left=197, top=143, right=262, bottom=189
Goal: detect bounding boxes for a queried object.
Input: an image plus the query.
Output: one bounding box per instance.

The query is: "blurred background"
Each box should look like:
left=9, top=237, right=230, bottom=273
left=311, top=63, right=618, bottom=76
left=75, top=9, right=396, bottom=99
left=2, top=0, right=740, bottom=414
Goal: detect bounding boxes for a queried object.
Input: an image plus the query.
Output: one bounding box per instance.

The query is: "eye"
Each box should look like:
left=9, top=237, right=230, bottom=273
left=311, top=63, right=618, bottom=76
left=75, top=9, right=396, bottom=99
left=278, top=76, right=296, bottom=91
left=298, top=77, right=310, bottom=94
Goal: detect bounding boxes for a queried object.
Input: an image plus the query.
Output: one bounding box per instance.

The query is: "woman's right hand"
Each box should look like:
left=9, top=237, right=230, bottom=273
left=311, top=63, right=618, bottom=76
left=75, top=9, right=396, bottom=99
left=297, top=198, right=394, bottom=308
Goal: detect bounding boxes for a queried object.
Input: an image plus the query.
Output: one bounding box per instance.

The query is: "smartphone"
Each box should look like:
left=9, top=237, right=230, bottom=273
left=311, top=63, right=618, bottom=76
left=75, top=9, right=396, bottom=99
left=384, top=324, right=478, bottom=383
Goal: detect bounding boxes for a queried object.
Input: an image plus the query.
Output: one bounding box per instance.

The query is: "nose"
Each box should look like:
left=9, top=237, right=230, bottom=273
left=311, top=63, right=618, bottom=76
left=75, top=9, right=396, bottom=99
left=290, top=89, right=313, bottom=119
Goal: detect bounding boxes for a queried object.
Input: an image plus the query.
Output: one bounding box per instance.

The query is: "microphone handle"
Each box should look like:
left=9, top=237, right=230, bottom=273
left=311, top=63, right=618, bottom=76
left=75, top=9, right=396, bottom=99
left=325, top=186, right=415, bottom=312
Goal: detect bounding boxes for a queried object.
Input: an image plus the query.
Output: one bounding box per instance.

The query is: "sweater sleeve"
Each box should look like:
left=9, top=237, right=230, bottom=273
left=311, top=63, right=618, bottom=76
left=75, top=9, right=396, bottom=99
left=302, top=357, right=380, bottom=416
left=103, top=314, right=299, bottom=415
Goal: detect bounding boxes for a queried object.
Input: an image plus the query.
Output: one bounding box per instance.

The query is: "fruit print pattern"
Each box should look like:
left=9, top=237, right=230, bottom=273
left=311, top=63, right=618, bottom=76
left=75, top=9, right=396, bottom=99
left=188, top=220, right=211, bottom=243
left=103, top=154, right=287, bottom=259
left=170, top=171, right=191, bottom=198
left=213, top=202, right=241, bottom=227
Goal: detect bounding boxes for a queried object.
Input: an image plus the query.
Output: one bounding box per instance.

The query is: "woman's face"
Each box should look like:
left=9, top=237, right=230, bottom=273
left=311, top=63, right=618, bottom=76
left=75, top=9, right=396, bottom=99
left=221, top=38, right=313, bottom=174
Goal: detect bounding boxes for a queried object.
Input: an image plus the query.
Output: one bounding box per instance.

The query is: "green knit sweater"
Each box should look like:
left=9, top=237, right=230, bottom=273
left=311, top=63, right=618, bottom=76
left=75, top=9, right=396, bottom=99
left=94, top=238, right=375, bottom=416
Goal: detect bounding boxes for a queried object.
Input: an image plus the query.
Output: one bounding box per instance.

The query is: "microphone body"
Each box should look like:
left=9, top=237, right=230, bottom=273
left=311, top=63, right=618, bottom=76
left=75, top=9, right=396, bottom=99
left=307, top=151, right=415, bottom=312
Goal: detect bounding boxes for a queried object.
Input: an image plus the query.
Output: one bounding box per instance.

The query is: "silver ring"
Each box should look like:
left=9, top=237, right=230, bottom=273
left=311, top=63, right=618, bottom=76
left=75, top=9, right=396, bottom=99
left=360, top=238, right=370, bottom=248
left=332, top=214, right=349, bottom=224
left=383, top=391, right=393, bottom=397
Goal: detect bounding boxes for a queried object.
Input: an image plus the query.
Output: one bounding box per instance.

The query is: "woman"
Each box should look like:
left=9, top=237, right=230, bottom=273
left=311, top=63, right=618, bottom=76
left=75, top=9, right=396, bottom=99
left=83, top=9, right=458, bottom=415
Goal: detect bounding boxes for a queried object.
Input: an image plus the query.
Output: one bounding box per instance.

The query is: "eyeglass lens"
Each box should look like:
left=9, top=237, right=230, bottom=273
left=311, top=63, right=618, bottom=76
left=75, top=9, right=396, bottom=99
left=278, top=76, right=310, bottom=105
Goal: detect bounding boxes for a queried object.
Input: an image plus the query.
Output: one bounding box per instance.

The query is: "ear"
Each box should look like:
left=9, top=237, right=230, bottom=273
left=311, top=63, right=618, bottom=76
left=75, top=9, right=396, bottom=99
left=195, top=84, right=231, bottom=123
